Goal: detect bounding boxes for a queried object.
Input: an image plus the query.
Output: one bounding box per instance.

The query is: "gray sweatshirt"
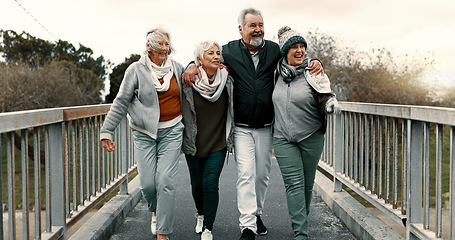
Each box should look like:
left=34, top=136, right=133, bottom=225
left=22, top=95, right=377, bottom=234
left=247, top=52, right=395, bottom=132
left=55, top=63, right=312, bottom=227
left=100, top=55, right=184, bottom=141
left=272, top=70, right=336, bottom=143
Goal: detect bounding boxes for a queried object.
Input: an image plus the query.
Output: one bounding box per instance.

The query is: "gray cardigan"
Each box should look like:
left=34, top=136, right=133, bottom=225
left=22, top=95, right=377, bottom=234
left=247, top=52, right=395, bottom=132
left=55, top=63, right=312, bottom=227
left=181, top=75, right=235, bottom=156
left=272, top=70, right=336, bottom=143
left=100, top=55, right=184, bottom=141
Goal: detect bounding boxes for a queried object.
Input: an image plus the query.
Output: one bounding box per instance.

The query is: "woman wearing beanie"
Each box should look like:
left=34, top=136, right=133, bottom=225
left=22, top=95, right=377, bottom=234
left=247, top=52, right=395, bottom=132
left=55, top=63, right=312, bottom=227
left=272, top=26, right=340, bottom=240
left=100, top=26, right=184, bottom=240
left=181, top=40, right=234, bottom=240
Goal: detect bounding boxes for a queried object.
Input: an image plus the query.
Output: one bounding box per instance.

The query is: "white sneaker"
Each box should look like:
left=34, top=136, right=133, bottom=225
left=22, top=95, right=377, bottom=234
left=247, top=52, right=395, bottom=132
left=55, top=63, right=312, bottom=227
left=201, top=229, right=213, bottom=240
left=195, top=214, right=204, bottom=233
left=151, top=215, right=157, bottom=235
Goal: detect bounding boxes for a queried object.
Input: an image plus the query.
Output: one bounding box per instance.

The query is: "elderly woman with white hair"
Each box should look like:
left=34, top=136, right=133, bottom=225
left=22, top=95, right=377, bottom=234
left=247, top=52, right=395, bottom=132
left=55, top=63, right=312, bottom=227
left=181, top=40, right=234, bottom=240
left=100, top=26, right=184, bottom=240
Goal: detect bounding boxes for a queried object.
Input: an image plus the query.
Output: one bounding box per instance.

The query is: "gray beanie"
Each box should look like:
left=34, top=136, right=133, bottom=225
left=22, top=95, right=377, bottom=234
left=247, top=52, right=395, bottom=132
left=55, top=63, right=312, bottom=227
left=278, top=26, right=307, bottom=56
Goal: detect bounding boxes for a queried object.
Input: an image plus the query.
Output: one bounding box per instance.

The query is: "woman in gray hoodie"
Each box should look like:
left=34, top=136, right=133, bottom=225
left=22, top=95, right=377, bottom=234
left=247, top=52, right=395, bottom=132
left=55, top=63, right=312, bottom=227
left=100, top=26, right=184, bottom=240
left=272, top=26, right=340, bottom=240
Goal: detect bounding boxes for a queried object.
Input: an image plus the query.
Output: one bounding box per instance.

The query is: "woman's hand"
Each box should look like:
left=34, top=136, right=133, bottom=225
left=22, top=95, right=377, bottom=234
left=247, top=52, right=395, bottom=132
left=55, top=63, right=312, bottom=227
left=326, top=99, right=341, bottom=115
left=101, top=139, right=116, bottom=152
left=308, top=60, right=324, bottom=75
left=182, top=63, right=201, bottom=86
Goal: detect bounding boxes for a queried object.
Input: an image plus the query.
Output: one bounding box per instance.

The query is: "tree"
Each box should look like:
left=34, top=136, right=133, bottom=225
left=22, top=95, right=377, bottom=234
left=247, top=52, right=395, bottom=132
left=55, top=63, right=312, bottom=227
left=0, top=30, right=111, bottom=109
left=0, top=60, right=102, bottom=112
left=437, top=86, right=455, bottom=107
left=0, top=30, right=54, bottom=65
left=304, top=29, right=435, bottom=106
left=0, top=30, right=110, bottom=77
left=105, top=54, right=140, bottom=103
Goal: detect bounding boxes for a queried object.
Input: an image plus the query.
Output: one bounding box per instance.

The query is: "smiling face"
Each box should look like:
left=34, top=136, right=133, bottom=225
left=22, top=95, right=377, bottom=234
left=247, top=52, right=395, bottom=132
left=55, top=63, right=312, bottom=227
left=197, top=45, right=221, bottom=77
left=286, top=43, right=306, bottom=66
left=147, top=34, right=170, bottom=65
left=239, top=13, right=264, bottom=52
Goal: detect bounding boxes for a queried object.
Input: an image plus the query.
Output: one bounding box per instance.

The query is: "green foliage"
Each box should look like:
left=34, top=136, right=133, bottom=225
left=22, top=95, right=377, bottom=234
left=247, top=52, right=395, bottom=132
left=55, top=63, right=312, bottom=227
left=0, top=30, right=110, bottom=79
left=105, top=54, right=140, bottom=103
left=0, top=30, right=54, bottom=64
left=0, top=30, right=112, bottom=111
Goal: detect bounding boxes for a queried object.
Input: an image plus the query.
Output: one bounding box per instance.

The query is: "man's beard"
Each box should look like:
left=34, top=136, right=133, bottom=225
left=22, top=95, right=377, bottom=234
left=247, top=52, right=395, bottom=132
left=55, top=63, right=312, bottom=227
left=250, top=38, right=263, bottom=47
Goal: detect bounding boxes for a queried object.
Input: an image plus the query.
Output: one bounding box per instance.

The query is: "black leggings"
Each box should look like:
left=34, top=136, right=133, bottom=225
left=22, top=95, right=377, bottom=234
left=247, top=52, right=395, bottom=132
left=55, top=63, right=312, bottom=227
left=185, top=148, right=227, bottom=231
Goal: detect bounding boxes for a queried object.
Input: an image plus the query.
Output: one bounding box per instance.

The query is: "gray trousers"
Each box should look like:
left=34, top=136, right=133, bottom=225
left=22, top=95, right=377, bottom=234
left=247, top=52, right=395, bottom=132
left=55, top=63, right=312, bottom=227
left=132, top=121, right=184, bottom=235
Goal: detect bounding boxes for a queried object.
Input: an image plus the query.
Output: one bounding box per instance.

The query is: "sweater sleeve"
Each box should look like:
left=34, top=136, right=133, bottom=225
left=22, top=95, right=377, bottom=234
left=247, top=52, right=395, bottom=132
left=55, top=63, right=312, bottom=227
left=100, top=65, right=137, bottom=141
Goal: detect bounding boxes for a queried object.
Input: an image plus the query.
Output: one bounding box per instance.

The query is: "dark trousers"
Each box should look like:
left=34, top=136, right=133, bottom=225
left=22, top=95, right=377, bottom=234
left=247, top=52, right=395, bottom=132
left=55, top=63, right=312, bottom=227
left=185, top=148, right=226, bottom=231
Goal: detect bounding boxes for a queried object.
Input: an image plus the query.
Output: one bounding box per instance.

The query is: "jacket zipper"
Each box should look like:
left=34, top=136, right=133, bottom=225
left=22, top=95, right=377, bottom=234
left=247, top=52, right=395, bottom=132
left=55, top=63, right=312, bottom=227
left=286, top=82, right=294, bottom=141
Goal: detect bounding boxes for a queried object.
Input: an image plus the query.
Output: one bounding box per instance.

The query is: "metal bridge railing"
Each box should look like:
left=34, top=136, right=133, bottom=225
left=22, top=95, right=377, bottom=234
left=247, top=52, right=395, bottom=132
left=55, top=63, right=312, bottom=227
left=0, top=104, right=136, bottom=240
left=321, top=102, right=455, bottom=240
left=2, top=102, right=454, bottom=239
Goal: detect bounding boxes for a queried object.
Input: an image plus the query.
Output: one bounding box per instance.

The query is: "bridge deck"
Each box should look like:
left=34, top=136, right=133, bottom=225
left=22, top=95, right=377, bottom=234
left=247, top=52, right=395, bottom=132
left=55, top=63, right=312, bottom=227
left=109, top=156, right=356, bottom=240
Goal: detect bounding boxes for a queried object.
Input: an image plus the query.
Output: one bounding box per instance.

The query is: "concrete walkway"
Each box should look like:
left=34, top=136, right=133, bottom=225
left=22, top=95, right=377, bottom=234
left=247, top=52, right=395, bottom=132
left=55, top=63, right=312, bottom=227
left=109, top=156, right=356, bottom=240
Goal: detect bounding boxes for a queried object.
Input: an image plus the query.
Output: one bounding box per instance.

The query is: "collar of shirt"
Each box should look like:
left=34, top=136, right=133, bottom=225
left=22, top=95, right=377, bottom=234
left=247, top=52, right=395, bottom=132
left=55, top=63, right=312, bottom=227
left=250, top=51, right=259, bottom=69
left=240, top=40, right=264, bottom=69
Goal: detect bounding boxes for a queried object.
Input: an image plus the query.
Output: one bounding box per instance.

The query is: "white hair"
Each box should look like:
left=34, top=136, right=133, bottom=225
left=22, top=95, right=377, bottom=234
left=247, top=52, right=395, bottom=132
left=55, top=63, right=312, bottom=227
left=194, top=41, right=223, bottom=67
left=145, top=26, right=175, bottom=55
left=238, top=8, right=263, bottom=28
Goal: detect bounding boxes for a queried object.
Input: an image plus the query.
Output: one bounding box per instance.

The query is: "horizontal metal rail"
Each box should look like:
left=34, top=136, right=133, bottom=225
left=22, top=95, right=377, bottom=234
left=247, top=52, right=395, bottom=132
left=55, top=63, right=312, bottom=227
left=2, top=102, right=454, bottom=239
left=322, top=102, right=455, bottom=240
left=0, top=104, right=136, bottom=239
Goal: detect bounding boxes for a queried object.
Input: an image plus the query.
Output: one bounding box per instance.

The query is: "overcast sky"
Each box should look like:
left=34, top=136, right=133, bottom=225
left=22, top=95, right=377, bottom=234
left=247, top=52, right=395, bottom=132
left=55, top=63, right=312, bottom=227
left=2, top=0, right=455, bottom=87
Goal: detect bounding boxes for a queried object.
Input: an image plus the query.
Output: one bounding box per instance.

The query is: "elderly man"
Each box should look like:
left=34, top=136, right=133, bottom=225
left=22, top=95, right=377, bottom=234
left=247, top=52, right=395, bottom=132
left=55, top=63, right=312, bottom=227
left=184, top=8, right=323, bottom=240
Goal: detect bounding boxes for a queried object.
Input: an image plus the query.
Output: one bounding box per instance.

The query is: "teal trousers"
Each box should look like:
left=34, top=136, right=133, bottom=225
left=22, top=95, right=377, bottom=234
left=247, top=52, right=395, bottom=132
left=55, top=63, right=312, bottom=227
left=273, top=129, right=324, bottom=240
left=185, top=148, right=226, bottom=231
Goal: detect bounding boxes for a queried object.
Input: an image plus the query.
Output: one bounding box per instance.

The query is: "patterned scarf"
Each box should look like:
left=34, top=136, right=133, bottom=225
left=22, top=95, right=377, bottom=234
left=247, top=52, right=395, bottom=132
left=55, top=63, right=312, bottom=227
left=277, top=54, right=309, bottom=83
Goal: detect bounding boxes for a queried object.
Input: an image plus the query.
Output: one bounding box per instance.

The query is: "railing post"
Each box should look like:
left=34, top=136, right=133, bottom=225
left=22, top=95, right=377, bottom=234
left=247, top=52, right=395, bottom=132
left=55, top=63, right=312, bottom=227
left=7, top=133, right=16, bottom=240
left=119, top=117, right=128, bottom=194
left=333, top=113, right=344, bottom=192
left=406, top=119, right=422, bottom=240
left=49, top=123, right=66, bottom=239
left=0, top=135, right=3, bottom=239
left=450, top=126, right=455, bottom=239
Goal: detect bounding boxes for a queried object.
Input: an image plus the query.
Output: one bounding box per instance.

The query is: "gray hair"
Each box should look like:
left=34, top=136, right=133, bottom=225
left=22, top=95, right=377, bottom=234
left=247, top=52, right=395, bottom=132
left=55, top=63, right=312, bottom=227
left=145, top=26, right=175, bottom=55
left=194, top=41, right=223, bottom=67
left=238, top=8, right=263, bottom=28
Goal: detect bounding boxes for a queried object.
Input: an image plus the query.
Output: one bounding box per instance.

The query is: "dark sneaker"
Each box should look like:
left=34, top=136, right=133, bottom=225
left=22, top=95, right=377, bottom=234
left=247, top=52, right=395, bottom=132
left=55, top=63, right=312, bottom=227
left=239, top=228, right=256, bottom=240
left=256, top=216, right=267, bottom=235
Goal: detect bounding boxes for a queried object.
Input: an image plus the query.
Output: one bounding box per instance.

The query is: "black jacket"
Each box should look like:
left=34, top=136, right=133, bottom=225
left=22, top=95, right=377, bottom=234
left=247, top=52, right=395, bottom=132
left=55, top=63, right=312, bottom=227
left=222, top=39, right=281, bottom=128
